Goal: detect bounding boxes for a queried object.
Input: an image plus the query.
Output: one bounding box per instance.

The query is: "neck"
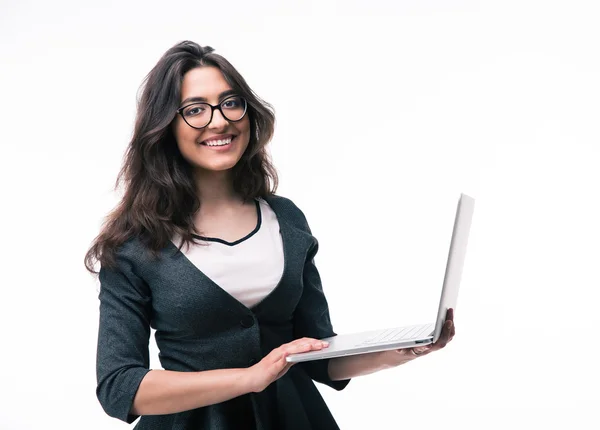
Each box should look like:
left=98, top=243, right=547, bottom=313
left=194, top=169, right=242, bottom=211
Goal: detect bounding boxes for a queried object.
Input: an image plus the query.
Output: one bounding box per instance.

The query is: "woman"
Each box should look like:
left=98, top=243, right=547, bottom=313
left=85, top=40, right=455, bottom=430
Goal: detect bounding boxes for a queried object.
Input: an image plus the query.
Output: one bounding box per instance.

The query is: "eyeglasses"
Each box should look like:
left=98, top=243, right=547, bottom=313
left=176, top=95, right=248, bottom=129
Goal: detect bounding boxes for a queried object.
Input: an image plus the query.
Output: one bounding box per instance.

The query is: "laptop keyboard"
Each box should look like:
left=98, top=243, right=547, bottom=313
left=358, top=323, right=434, bottom=346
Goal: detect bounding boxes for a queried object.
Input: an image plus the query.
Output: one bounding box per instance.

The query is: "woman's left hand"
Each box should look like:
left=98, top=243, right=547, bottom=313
left=386, top=308, right=456, bottom=366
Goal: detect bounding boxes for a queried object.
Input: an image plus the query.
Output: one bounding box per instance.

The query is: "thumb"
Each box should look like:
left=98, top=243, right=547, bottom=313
left=276, top=361, right=294, bottom=379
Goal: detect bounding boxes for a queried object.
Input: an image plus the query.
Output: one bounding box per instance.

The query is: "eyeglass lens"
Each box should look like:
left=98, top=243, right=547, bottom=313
left=181, top=96, right=246, bottom=128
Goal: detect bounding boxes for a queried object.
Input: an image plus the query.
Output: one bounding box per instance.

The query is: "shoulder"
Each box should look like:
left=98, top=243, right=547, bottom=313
left=101, top=236, right=155, bottom=277
left=262, top=194, right=311, bottom=232
left=114, top=236, right=149, bottom=262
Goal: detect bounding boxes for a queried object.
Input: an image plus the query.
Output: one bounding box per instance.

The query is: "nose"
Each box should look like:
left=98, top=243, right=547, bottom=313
left=208, top=107, right=229, bottom=130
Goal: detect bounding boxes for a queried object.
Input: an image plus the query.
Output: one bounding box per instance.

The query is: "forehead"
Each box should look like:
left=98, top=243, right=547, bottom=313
left=180, top=66, right=231, bottom=102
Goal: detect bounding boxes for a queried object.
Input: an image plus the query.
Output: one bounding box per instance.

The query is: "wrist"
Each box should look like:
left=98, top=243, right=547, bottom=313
left=374, top=350, right=400, bottom=369
left=240, top=367, right=258, bottom=394
left=381, top=349, right=415, bottom=368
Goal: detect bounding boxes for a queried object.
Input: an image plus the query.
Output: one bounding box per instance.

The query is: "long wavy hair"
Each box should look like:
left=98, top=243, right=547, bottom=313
left=85, top=41, right=278, bottom=274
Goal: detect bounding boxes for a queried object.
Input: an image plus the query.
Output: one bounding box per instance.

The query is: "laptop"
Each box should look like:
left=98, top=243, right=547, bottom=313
left=286, top=193, right=475, bottom=363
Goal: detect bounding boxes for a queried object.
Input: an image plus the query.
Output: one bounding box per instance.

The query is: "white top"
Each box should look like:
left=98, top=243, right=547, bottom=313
left=174, top=198, right=284, bottom=309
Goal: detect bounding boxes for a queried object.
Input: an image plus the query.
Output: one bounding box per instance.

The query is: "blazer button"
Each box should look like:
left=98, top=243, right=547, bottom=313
left=240, top=315, right=255, bottom=328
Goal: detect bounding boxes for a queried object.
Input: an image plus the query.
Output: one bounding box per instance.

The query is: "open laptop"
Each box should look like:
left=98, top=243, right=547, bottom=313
left=286, top=193, right=475, bottom=363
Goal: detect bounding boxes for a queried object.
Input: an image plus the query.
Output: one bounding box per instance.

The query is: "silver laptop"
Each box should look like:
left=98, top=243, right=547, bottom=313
left=286, top=193, right=475, bottom=363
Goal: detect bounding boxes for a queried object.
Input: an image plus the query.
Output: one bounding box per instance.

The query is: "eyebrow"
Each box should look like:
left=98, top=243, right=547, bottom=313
left=180, top=89, right=238, bottom=107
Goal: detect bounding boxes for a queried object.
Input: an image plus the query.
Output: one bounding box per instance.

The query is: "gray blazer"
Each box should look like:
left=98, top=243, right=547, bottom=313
left=96, top=194, right=351, bottom=430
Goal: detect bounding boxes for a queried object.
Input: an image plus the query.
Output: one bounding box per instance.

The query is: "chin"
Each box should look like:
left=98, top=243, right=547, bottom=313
left=195, top=160, right=241, bottom=173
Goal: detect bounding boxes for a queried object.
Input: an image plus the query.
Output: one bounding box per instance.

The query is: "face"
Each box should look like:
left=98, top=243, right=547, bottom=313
left=173, top=66, right=251, bottom=174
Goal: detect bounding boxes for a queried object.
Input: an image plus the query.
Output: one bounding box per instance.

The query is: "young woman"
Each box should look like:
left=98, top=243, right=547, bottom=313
left=85, top=40, right=455, bottom=430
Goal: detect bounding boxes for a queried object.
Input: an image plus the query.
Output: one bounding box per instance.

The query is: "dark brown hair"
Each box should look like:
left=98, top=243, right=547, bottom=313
left=84, top=41, right=278, bottom=273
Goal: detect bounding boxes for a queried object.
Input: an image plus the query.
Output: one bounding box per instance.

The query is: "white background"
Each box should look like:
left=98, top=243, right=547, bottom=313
left=1, top=0, right=599, bottom=429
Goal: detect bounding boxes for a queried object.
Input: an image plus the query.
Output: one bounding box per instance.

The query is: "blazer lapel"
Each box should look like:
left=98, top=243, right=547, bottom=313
left=162, top=195, right=314, bottom=319
left=251, top=203, right=314, bottom=318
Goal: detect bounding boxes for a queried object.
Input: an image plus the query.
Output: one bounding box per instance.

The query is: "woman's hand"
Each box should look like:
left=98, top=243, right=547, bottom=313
left=387, top=308, right=456, bottom=366
left=245, top=337, right=329, bottom=393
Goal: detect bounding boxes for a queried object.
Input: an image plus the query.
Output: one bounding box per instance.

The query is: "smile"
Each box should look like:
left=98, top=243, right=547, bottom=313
left=200, top=136, right=234, bottom=147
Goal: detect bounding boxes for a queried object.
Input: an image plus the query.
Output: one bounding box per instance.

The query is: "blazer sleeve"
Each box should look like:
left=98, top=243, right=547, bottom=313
left=96, top=247, right=152, bottom=423
left=292, top=208, right=351, bottom=391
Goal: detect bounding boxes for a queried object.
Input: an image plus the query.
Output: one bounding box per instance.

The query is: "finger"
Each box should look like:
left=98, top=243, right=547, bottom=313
left=266, top=354, right=289, bottom=372
left=284, top=338, right=310, bottom=348
left=437, top=323, right=453, bottom=346
left=442, top=325, right=452, bottom=343
left=279, top=341, right=308, bottom=355
left=288, top=337, right=329, bottom=349
left=395, top=348, right=414, bottom=357
left=413, top=345, right=432, bottom=355
left=292, top=337, right=324, bottom=345
left=292, top=337, right=314, bottom=344
left=267, top=349, right=286, bottom=364
left=434, top=335, right=448, bottom=348
left=445, top=320, right=454, bottom=336
left=286, top=343, right=313, bottom=355
left=285, top=341, right=324, bottom=355
left=270, top=355, right=292, bottom=380
left=276, top=352, right=294, bottom=370
left=301, top=339, right=330, bottom=350
left=446, top=308, right=454, bottom=322
left=305, top=340, right=328, bottom=349
left=276, top=362, right=295, bottom=379
left=436, top=321, right=452, bottom=343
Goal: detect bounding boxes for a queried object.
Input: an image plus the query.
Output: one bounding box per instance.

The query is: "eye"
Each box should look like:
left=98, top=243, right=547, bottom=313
left=222, top=96, right=242, bottom=109
left=184, top=104, right=208, bottom=117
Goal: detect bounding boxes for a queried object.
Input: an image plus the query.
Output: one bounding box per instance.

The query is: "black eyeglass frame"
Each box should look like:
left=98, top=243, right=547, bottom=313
left=175, top=95, right=248, bottom=130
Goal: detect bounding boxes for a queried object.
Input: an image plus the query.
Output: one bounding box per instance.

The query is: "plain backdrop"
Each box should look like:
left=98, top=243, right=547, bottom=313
left=1, top=0, right=599, bottom=429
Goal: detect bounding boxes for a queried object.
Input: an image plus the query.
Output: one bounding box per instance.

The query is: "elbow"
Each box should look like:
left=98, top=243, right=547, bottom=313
left=96, top=367, right=151, bottom=423
left=96, top=381, right=133, bottom=423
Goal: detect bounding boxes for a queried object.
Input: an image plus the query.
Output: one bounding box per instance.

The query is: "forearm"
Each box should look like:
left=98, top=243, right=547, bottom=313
left=328, top=351, right=404, bottom=381
left=131, top=368, right=252, bottom=416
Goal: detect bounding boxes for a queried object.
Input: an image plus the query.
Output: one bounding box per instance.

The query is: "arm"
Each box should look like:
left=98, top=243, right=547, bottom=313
left=130, top=368, right=250, bottom=415
left=96, top=249, right=253, bottom=420
left=328, top=310, right=456, bottom=381
left=328, top=350, right=418, bottom=381
left=328, top=351, right=398, bottom=381
left=96, top=246, right=325, bottom=420
left=132, top=337, right=329, bottom=415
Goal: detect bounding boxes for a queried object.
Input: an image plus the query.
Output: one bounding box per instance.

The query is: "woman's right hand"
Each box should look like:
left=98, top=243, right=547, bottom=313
left=246, top=337, right=329, bottom=393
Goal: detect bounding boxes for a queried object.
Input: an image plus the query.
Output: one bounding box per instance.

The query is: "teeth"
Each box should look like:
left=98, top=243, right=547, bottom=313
left=204, top=137, right=232, bottom=146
